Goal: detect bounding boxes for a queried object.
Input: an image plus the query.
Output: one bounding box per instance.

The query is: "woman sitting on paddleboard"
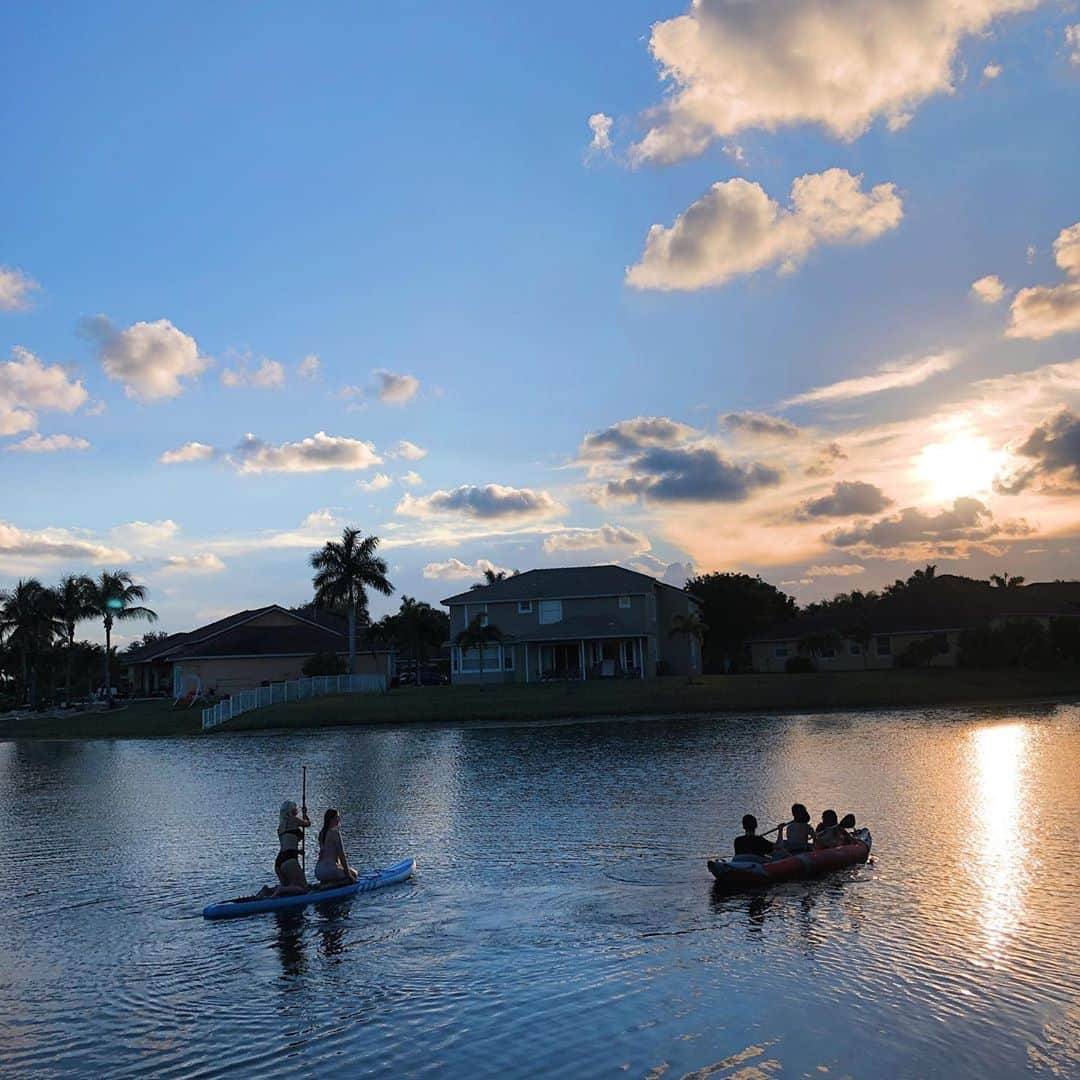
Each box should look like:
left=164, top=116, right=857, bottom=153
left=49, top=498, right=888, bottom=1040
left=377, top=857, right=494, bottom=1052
left=276, top=800, right=311, bottom=892
left=315, top=808, right=359, bottom=886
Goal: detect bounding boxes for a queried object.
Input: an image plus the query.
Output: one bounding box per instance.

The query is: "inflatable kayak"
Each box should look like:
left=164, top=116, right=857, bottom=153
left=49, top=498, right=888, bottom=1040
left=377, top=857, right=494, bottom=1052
left=202, top=857, right=415, bottom=919
left=707, top=829, right=871, bottom=890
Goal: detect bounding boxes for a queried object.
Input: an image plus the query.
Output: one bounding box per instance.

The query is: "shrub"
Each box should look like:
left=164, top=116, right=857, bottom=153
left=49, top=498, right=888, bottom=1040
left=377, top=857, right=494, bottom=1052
left=302, top=651, right=347, bottom=677
left=958, top=619, right=1050, bottom=669
left=785, top=655, right=816, bottom=673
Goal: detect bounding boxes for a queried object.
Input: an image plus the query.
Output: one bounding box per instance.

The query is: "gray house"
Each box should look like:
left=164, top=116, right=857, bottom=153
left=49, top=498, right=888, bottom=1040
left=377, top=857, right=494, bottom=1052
left=442, top=565, right=702, bottom=684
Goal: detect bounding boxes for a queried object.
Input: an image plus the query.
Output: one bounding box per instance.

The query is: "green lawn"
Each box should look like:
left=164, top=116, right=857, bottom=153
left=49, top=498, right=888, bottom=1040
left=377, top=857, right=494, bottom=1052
left=3, top=668, right=1077, bottom=740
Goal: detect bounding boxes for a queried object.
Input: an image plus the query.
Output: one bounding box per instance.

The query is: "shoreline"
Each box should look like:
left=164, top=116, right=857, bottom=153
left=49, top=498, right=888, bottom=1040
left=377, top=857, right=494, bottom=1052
left=2, top=669, right=1078, bottom=741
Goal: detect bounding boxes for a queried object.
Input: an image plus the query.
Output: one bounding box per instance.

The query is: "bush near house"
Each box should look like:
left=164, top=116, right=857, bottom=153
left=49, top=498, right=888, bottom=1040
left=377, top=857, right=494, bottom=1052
left=784, top=656, right=816, bottom=674
left=302, top=651, right=347, bottom=677
left=958, top=620, right=1057, bottom=670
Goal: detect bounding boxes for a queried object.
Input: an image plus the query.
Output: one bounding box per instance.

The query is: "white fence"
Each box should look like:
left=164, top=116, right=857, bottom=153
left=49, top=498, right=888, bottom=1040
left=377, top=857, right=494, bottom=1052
left=201, top=673, right=387, bottom=731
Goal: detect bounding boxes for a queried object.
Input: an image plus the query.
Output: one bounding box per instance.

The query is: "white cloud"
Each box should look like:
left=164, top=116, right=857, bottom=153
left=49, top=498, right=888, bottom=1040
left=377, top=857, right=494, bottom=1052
left=85, top=315, right=210, bottom=400
left=982, top=62, right=1003, bottom=79
left=5, top=433, right=90, bottom=453
left=161, top=553, right=226, bottom=574
left=386, top=439, right=428, bottom=460
left=0, top=267, right=38, bottom=311
left=0, top=521, right=130, bottom=564
left=400, top=470, right=423, bottom=487
left=373, top=369, right=420, bottom=405
left=221, top=356, right=285, bottom=389
left=160, top=441, right=217, bottom=464
left=804, top=563, right=866, bottom=577
left=0, top=346, right=89, bottom=436
left=585, top=112, right=613, bottom=159
left=301, top=509, right=339, bottom=530
left=971, top=275, right=1006, bottom=304
left=626, top=169, right=902, bottom=291
left=397, top=484, right=563, bottom=522
left=543, top=524, right=651, bottom=553
left=1008, top=221, right=1080, bottom=339
left=784, top=350, right=957, bottom=406
left=1067, top=24, right=1080, bottom=65
left=422, top=557, right=512, bottom=581
left=111, top=519, right=180, bottom=546
left=628, top=0, right=1042, bottom=164
left=357, top=472, right=393, bottom=493
left=230, top=431, right=383, bottom=474
left=297, top=354, right=321, bottom=380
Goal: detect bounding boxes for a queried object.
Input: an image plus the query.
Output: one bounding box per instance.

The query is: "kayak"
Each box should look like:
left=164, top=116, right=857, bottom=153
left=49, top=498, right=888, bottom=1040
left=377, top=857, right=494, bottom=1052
left=707, top=829, right=871, bottom=890
left=202, top=857, right=416, bottom=919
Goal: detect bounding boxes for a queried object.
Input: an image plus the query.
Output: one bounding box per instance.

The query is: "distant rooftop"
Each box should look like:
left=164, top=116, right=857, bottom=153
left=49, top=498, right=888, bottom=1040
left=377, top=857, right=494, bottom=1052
left=441, top=565, right=691, bottom=606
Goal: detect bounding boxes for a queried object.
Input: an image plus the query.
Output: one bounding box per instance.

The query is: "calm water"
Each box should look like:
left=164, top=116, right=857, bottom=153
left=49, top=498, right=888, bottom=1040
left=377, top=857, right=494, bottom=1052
left=1, top=705, right=1078, bottom=1079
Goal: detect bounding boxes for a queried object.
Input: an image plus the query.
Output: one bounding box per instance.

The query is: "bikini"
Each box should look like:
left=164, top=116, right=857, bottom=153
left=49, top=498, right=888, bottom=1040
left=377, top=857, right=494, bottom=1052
left=275, top=826, right=303, bottom=872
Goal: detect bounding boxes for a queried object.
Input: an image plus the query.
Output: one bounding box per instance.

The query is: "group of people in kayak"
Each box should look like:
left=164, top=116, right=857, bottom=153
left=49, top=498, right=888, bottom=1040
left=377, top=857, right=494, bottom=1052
left=734, top=804, right=858, bottom=860
left=262, top=800, right=358, bottom=896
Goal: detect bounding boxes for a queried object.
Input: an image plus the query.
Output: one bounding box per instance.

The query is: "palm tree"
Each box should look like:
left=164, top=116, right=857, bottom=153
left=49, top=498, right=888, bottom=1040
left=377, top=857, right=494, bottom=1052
left=990, top=572, right=1025, bottom=589
left=310, top=528, right=394, bottom=674
left=54, top=574, right=95, bottom=706
left=669, top=611, right=708, bottom=682
left=85, top=571, right=157, bottom=706
left=454, top=615, right=504, bottom=675
left=0, top=578, right=61, bottom=706
left=470, top=567, right=509, bottom=591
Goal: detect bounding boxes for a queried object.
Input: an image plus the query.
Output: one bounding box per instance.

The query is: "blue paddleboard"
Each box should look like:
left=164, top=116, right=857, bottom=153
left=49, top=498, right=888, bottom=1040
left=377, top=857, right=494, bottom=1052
left=202, top=857, right=415, bottom=919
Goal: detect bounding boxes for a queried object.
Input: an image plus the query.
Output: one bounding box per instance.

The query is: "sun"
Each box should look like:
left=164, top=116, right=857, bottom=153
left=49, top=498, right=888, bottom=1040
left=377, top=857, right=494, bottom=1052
left=915, top=433, right=1003, bottom=502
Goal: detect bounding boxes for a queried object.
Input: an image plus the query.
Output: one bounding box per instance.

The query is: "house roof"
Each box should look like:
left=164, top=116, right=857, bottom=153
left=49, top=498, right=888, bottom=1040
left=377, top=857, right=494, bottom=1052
left=441, top=565, right=690, bottom=606
left=124, top=604, right=354, bottom=664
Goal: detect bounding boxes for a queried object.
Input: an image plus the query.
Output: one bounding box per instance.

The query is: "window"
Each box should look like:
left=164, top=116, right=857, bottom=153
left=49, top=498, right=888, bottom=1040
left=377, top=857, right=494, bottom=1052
left=518, top=600, right=533, bottom=614
left=774, top=645, right=790, bottom=659
left=459, top=644, right=501, bottom=672
left=503, top=647, right=515, bottom=671
left=539, top=600, right=563, bottom=625
left=848, top=641, right=862, bottom=656
left=819, top=647, right=837, bottom=660
left=618, top=595, right=631, bottom=609
left=875, top=635, right=892, bottom=656
left=465, top=602, right=488, bottom=627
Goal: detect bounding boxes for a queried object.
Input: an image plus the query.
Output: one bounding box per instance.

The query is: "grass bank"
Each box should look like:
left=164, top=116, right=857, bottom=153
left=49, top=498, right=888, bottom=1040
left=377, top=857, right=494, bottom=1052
left=3, top=669, right=1077, bottom=740
left=221, top=668, right=1080, bottom=733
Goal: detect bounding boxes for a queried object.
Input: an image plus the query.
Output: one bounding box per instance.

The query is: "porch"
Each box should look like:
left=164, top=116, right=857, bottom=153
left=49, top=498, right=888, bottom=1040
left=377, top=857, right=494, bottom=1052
left=449, top=636, right=651, bottom=683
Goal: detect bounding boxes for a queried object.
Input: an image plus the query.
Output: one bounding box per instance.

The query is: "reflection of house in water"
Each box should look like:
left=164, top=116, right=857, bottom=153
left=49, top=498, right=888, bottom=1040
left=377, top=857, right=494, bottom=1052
left=748, top=577, right=1080, bottom=672
left=124, top=604, right=394, bottom=697
left=442, top=566, right=702, bottom=684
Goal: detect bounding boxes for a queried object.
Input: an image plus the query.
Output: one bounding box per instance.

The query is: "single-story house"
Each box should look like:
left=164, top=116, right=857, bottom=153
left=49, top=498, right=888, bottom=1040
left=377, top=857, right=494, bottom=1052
left=441, top=565, right=702, bottom=684
left=124, top=604, right=395, bottom=698
left=748, top=577, right=1080, bottom=673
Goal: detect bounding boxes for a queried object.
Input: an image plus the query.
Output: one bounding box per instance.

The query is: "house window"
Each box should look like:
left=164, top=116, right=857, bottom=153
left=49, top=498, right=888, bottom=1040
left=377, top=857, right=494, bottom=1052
left=518, top=600, right=533, bottom=614
left=503, top=647, right=515, bottom=671
left=460, top=644, right=501, bottom=672
left=875, top=635, right=892, bottom=656
left=774, top=645, right=790, bottom=659
left=618, top=595, right=631, bottom=609
left=465, top=603, right=488, bottom=627
left=539, top=600, right=562, bottom=624
left=848, top=641, right=862, bottom=656
left=819, top=647, right=837, bottom=660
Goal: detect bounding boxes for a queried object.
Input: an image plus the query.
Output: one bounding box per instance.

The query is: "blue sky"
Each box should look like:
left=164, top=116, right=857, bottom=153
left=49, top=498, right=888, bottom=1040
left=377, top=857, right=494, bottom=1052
left=2, top=2, right=1079, bottom=641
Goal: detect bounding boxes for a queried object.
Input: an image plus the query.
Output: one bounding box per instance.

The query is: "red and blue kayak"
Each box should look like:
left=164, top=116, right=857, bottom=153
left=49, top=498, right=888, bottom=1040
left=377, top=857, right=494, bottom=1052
left=203, top=857, right=415, bottom=919
left=707, top=829, right=871, bottom=890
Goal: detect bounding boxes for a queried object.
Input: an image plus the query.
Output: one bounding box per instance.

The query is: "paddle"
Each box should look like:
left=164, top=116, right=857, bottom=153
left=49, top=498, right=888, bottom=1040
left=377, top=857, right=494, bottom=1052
left=301, top=765, right=308, bottom=874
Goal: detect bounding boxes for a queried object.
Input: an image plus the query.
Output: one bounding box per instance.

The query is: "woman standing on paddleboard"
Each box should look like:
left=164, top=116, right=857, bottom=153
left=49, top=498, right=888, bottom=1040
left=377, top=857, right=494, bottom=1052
left=275, top=800, right=311, bottom=893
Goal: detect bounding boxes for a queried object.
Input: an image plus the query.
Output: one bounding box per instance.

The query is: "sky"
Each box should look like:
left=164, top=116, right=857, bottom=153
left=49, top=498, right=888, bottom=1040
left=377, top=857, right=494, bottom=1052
left=2, top=1, right=1079, bottom=643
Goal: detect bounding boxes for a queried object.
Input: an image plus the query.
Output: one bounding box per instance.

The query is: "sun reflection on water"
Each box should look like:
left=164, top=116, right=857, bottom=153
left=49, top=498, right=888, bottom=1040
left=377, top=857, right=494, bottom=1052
left=970, top=723, right=1031, bottom=964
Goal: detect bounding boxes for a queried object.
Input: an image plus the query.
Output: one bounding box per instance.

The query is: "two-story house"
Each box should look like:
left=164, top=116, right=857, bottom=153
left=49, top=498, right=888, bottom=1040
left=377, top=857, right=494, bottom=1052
left=442, top=565, right=702, bottom=683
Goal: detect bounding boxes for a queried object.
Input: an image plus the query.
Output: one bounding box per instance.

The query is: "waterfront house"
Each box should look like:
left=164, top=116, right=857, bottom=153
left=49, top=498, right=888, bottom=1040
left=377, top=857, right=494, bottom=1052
left=124, top=604, right=394, bottom=698
left=748, top=577, right=1080, bottom=673
left=441, top=565, right=702, bottom=683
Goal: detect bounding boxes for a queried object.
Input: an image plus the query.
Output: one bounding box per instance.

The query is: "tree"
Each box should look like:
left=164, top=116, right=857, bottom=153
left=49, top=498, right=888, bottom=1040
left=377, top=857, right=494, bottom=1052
left=310, top=528, right=394, bottom=674
left=990, top=572, right=1026, bottom=589
left=470, top=566, right=510, bottom=590
left=840, top=619, right=873, bottom=669
left=85, top=572, right=157, bottom=706
left=303, top=651, right=347, bottom=677
left=394, top=596, right=450, bottom=672
left=454, top=615, right=504, bottom=674
left=124, top=630, right=172, bottom=653
left=54, top=574, right=95, bottom=706
left=0, top=578, right=60, bottom=706
left=684, top=572, right=797, bottom=672
left=669, top=612, right=708, bottom=682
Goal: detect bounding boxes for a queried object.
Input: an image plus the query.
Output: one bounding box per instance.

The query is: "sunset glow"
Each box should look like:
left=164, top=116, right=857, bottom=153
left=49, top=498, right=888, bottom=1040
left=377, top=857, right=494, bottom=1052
left=915, top=433, right=1003, bottom=503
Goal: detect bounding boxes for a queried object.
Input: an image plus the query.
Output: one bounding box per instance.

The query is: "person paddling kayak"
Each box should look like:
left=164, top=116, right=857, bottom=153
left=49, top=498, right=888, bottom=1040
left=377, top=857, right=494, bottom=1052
left=314, top=808, right=359, bottom=886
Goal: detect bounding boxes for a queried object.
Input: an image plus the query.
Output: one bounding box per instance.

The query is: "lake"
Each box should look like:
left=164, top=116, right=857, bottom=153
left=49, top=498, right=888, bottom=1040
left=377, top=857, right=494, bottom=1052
left=1, top=704, right=1077, bottom=1078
